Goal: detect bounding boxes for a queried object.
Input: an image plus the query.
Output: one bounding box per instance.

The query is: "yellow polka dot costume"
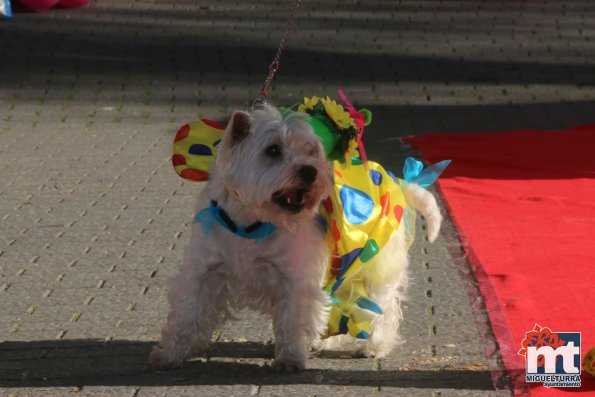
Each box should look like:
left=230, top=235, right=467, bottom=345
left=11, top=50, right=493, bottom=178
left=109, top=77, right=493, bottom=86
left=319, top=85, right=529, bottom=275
left=172, top=118, right=226, bottom=182
left=320, top=159, right=412, bottom=339
left=171, top=94, right=449, bottom=340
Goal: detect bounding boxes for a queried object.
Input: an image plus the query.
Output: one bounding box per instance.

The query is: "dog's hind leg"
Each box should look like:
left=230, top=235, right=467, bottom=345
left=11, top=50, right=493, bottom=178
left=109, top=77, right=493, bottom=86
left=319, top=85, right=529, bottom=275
left=150, top=259, right=229, bottom=369
left=362, top=284, right=405, bottom=358
left=316, top=333, right=354, bottom=351
left=360, top=231, right=409, bottom=358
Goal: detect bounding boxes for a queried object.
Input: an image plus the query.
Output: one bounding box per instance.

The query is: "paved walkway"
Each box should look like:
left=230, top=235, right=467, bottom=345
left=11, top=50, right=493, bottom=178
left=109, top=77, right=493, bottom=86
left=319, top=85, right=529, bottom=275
left=1, top=1, right=594, bottom=396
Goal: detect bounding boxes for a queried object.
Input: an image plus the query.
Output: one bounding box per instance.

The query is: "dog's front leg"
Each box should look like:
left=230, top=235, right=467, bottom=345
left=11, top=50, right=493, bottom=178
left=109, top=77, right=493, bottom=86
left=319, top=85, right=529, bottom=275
left=150, top=259, right=227, bottom=369
left=271, top=274, right=328, bottom=372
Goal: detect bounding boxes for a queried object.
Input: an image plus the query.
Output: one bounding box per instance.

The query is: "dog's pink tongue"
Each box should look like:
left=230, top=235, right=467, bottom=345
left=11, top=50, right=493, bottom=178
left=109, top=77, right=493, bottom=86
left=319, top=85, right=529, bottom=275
left=286, top=189, right=299, bottom=204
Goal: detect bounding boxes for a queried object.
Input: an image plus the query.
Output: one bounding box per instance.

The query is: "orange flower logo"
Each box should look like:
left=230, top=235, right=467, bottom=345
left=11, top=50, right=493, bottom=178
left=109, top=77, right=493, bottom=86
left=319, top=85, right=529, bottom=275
left=518, top=324, right=566, bottom=368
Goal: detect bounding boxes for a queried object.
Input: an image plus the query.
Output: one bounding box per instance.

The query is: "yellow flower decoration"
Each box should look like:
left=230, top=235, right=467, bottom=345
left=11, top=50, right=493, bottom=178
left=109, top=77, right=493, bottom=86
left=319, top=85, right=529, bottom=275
left=294, top=95, right=360, bottom=163
left=338, top=139, right=361, bottom=168
left=320, top=97, right=356, bottom=130
left=298, top=96, right=320, bottom=112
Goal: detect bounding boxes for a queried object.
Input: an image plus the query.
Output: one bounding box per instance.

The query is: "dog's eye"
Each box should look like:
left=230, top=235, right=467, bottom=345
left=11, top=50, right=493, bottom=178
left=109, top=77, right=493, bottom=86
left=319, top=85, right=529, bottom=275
left=265, top=144, right=282, bottom=158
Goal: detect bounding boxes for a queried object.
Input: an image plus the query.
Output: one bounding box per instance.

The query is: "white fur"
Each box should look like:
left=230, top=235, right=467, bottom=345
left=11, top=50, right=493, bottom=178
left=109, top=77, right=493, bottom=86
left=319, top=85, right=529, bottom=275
left=407, top=183, right=442, bottom=243
left=150, top=104, right=443, bottom=370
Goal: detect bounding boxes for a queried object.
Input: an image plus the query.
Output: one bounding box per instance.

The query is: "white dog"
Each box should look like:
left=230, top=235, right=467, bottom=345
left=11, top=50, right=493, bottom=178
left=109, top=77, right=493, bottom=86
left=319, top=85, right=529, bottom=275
left=150, top=103, right=442, bottom=371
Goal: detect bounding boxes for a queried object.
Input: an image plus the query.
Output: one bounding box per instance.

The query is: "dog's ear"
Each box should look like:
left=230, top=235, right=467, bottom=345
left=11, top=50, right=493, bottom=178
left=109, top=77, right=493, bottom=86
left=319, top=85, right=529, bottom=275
left=225, top=110, right=252, bottom=145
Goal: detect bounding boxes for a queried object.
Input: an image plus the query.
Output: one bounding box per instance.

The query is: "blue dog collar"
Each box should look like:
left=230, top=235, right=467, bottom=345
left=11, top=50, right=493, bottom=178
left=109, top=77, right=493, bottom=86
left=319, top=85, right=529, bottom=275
left=194, top=200, right=277, bottom=242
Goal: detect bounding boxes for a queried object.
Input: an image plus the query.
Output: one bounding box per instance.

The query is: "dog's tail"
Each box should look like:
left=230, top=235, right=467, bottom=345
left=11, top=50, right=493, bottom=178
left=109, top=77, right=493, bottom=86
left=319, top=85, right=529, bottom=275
left=405, top=184, right=442, bottom=243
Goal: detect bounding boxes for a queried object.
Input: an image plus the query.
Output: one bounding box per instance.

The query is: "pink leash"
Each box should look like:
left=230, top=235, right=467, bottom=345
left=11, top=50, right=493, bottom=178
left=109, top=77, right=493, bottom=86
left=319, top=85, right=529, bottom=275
left=338, top=89, right=368, bottom=167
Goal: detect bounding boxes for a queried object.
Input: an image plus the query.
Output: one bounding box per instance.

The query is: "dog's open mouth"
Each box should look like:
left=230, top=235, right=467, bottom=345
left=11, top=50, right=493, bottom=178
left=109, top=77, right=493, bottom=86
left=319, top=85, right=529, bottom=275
left=272, top=188, right=310, bottom=213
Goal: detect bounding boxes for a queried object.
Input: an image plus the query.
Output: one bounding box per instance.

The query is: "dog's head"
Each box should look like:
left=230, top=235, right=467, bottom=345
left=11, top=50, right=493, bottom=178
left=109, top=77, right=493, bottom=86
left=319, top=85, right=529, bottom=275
left=215, top=103, right=332, bottom=226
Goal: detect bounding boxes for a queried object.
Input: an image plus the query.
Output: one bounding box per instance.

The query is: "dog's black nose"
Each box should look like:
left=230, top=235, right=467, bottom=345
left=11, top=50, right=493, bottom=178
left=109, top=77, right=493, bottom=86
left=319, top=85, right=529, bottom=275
left=298, top=165, right=317, bottom=184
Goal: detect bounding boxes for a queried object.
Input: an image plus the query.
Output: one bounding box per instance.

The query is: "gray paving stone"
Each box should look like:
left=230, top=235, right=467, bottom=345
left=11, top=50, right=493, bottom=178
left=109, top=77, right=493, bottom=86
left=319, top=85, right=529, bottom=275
left=2, top=0, right=595, bottom=395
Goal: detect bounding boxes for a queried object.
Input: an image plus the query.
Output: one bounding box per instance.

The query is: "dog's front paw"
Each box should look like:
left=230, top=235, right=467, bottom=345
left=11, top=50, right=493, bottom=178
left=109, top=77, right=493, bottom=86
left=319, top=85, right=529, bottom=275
left=149, top=344, right=186, bottom=370
left=355, top=346, right=388, bottom=359
left=271, top=357, right=305, bottom=372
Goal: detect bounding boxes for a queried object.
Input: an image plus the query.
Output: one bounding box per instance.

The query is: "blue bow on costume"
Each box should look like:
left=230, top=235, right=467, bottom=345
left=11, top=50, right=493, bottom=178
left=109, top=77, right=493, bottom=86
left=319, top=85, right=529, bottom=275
left=403, top=157, right=451, bottom=187
left=194, top=200, right=277, bottom=243
left=396, top=156, right=451, bottom=252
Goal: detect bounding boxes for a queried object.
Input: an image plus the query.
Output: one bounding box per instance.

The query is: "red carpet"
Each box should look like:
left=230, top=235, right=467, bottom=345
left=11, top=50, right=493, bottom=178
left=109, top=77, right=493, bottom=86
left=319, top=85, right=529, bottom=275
left=405, top=126, right=595, bottom=396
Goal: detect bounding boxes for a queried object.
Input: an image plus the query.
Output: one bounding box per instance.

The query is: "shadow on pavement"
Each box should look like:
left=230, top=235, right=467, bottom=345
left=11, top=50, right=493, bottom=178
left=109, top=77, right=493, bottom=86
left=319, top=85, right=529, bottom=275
left=1, top=7, right=594, bottom=89
left=0, top=339, right=494, bottom=390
